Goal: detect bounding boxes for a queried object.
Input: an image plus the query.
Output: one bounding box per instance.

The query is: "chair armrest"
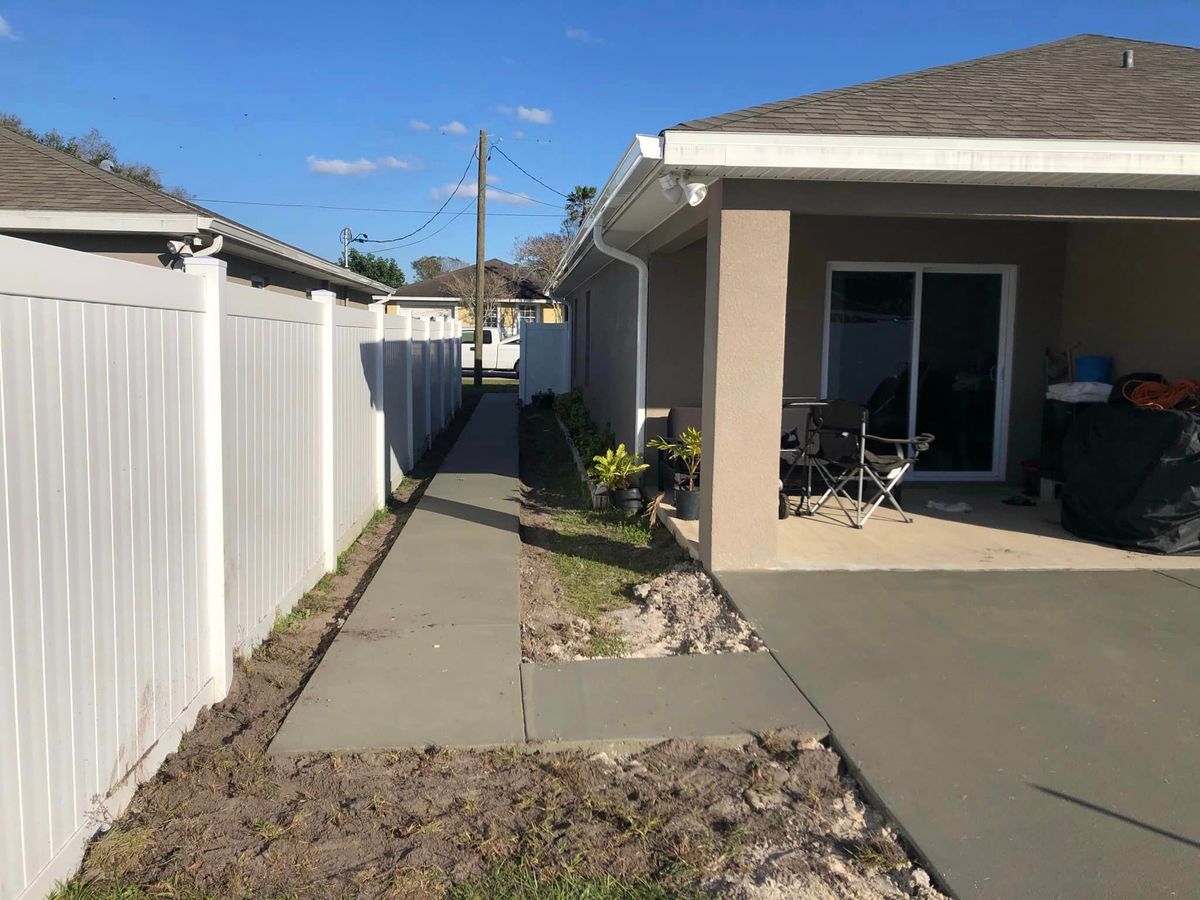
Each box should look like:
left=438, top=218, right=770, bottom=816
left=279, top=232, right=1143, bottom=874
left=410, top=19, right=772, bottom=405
left=867, top=433, right=936, bottom=452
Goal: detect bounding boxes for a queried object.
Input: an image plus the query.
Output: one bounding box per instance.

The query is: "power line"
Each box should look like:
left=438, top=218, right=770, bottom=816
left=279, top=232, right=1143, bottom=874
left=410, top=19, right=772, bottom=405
left=193, top=197, right=559, bottom=218
left=358, top=147, right=478, bottom=244
left=490, top=144, right=569, bottom=199
left=485, top=183, right=560, bottom=208
left=368, top=197, right=477, bottom=253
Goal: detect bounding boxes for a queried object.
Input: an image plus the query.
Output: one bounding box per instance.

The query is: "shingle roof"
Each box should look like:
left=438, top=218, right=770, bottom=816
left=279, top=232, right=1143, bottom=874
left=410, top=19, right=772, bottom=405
left=395, top=259, right=548, bottom=300
left=671, top=35, right=1200, bottom=142
left=0, top=126, right=196, bottom=212
left=0, top=124, right=395, bottom=291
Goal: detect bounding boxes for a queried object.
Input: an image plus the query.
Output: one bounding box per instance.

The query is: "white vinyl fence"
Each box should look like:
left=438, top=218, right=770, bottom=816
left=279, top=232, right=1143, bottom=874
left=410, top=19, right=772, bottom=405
left=0, top=235, right=460, bottom=899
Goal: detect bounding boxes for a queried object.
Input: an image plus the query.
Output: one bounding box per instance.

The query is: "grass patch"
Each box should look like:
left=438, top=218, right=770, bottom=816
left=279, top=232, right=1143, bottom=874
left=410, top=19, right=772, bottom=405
left=521, top=407, right=682, bottom=656
left=463, top=375, right=518, bottom=397
left=448, top=864, right=688, bottom=900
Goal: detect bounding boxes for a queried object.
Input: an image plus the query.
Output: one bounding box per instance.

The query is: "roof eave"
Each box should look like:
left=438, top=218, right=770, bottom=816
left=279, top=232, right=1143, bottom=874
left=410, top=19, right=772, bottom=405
left=0, top=209, right=210, bottom=235
left=552, top=129, right=1200, bottom=292
left=209, top=217, right=393, bottom=294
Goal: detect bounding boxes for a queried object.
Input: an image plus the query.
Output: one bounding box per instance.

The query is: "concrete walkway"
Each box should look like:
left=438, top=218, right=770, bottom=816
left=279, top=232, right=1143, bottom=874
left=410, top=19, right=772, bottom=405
left=272, top=393, right=824, bottom=753
left=719, top=568, right=1200, bottom=900
left=272, top=392, right=526, bottom=751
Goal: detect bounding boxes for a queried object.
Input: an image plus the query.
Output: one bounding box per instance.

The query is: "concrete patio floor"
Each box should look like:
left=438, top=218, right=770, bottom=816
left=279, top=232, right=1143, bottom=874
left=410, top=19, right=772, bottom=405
left=719, top=568, right=1200, bottom=899
left=271, top=394, right=826, bottom=754
left=663, top=484, right=1200, bottom=572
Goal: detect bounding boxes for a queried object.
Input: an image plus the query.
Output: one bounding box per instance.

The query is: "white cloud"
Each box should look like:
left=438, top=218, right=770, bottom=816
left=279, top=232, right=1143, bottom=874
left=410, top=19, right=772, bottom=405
left=307, top=154, right=418, bottom=176
left=565, top=27, right=602, bottom=44
left=440, top=120, right=468, bottom=135
left=430, top=180, right=534, bottom=205
left=0, top=16, right=16, bottom=39
left=512, top=130, right=525, bottom=140
left=495, top=104, right=513, bottom=115
left=409, top=119, right=430, bottom=131
left=516, top=105, right=552, bottom=125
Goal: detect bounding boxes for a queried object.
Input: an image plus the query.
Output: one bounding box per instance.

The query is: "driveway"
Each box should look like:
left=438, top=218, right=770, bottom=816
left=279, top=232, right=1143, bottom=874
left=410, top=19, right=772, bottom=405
left=718, top=569, right=1200, bottom=899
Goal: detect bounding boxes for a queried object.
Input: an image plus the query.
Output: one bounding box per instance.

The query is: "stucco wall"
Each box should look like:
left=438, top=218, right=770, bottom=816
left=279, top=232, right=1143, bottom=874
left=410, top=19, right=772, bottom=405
left=634, top=214, right=1067, bottom=483
left=645, top=238, right=707, bottom=445
left=564, top=260, right=639, bottom=446
left=1061, top=221, right=1200, bottom=381
left=785, top=215, right=1066, bottom=482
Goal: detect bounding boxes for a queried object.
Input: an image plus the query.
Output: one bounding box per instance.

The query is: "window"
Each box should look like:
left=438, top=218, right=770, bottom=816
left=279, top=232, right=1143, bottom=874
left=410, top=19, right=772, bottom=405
left=461, top=329, right=493, bottom=344
left=517, top=304, right=538, bottom=324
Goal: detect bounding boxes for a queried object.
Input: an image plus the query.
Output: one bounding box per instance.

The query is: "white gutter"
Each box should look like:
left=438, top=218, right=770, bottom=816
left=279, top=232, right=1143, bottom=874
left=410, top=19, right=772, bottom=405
left=590, top=205, right=649, bottom=456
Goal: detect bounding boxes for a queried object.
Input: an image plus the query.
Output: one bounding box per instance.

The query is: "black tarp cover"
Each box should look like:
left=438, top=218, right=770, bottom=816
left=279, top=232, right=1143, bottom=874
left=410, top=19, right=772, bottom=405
left=1062, top=404, right=1200, bottom=554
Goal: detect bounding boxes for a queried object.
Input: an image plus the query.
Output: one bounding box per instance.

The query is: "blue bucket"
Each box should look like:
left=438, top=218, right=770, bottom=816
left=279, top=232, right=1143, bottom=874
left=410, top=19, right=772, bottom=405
left=1075, top=355, right=1113, bottom=383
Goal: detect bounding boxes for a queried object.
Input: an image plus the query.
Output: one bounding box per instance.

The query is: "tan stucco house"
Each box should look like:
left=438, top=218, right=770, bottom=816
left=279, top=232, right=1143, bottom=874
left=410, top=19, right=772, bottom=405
left=0, top=125, right=391, bottom=305
left=549, top=34, right=1200, bottom=571
left=379, top=258, right=564, bottom=332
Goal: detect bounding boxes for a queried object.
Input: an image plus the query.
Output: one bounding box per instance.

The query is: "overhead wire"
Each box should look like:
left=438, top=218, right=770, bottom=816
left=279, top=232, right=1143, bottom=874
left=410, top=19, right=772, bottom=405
left=357, top=146, right=478, bottom=244
left=490, top=143, right=569, bottom=198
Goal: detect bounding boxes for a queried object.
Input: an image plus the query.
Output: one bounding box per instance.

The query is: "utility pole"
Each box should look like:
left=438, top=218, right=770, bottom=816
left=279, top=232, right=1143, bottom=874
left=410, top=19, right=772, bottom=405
left=473, top=130, right=487, bottom=387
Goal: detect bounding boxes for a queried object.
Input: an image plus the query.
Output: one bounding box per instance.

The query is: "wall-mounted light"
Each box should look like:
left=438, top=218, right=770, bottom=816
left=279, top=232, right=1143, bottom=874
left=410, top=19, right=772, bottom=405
left=658, top=172, right=708, bottom=207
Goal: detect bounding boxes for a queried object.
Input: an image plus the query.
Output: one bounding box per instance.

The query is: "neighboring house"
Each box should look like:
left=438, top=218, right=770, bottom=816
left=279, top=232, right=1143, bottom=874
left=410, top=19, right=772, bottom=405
left=380, top=258, right=564, bottom=334
left=0, top=125, right=391, bottom=305
left=549, top=34, right=1200, bottom=570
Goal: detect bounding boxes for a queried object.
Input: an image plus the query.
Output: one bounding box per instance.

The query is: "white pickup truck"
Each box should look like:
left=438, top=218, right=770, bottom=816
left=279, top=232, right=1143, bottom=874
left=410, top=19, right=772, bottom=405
left=461, top=327, right=520, bottom=374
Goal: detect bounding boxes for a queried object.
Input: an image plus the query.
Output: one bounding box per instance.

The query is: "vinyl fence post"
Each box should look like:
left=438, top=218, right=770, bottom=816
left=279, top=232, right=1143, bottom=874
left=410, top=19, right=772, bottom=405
left=183, top=256, right=232, bottom=700
left=314, top=289, right=337, bottom=572
left=373, top=304, right=387, bottom=509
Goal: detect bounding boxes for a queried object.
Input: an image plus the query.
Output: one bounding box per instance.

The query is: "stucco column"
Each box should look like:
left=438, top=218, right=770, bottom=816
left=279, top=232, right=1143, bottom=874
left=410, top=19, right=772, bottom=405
left=700, top=190, right=790, bottom=571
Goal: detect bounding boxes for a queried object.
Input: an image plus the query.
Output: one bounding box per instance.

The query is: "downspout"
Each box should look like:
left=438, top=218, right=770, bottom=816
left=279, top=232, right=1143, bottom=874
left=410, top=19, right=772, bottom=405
left=590, top=213, right=648, bottom=455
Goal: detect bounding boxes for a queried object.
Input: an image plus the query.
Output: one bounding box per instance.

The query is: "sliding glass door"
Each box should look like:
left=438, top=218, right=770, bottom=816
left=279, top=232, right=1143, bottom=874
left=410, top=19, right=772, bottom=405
left=823, top=264, right=1014, bottom=480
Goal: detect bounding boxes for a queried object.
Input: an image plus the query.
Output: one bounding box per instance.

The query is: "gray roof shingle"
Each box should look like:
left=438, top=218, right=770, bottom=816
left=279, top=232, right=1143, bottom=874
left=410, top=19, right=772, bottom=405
left=0, top=126, right=195, bottom=212
left=670, top=35, right=1200, bottom=142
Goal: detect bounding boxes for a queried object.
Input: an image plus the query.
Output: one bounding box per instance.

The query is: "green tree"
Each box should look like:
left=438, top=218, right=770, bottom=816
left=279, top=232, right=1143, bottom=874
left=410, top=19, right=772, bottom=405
left=563, top=185, right=597, bottom=237
left=344, top=247, right=406, bottom=288
left=411, top=254, right=467, bottom=281
left=1, top=112, right=191, bottom=199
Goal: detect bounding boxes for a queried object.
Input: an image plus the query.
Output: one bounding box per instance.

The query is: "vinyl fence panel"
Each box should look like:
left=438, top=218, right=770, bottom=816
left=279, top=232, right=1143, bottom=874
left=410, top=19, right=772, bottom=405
left=0, top=238, right=442, bottom=899
left=383, top=315, right=414, bottom=485
left=222, top=283, right=325, bottom=652
left=332, top=305, right=380, bottom=550
left=0, top=237, right=213, bottom=899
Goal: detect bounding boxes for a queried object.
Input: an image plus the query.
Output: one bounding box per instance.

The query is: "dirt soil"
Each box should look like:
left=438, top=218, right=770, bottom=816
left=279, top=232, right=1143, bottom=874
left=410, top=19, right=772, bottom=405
left=519, top=407, right=763, bottom=662
left=612, top=563, right=765, bottom=657
left=64, top=388, right=945, bottom=900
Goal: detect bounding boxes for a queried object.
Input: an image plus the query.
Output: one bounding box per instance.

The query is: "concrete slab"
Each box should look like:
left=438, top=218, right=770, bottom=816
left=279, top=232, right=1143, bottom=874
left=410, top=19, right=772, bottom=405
left=523, top=653, right=826, bottom=746
left=720, top=569, right=1200, bottom=900
left=271, top=394, right=525, bottom=753
left=271, top=624, right=524, bottom=751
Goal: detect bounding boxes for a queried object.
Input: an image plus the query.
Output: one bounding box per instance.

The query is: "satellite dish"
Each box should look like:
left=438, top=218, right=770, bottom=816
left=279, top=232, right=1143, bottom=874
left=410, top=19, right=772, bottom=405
left=98, top=159, right=116, bottom=172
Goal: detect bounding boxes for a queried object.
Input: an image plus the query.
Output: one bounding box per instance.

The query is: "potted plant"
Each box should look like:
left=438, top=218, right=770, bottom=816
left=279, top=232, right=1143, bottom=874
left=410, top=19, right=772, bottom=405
left=647, top=427, right=702, bottom=520
left=590, top=444, right=650, bottom=513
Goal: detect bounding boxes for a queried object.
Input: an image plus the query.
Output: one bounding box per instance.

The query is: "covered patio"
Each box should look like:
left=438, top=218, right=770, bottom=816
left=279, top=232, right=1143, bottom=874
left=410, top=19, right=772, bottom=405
left=640, top=180, right=1200, bottom=572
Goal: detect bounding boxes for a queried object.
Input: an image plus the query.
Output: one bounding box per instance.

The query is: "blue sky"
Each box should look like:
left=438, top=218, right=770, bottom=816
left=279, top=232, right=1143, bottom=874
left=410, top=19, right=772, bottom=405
left=1, top=1, right=1197, bottom=280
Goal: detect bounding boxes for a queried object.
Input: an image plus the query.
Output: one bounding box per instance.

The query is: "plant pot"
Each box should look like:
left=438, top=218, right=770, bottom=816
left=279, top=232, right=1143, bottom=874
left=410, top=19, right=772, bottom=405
left=612, top=487, right=642, bottom=513
left=590, top=485, right=610, bottom=511
left=674, top=487, right=700, bottom=521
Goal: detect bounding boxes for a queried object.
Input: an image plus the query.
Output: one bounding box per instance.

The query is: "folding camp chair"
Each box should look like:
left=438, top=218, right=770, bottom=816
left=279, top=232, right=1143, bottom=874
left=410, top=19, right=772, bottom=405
left=803, top=399, right=934, bottom=528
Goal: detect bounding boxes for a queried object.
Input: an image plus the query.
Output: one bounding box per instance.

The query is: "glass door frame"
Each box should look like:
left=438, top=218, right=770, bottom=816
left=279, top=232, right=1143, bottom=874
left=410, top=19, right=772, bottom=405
left=820, top=262, right=1018, bottom=481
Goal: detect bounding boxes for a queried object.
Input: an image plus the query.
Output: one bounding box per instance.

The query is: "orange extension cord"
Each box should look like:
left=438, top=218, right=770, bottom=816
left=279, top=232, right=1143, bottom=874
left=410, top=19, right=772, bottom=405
left=1123, top=378, right=1200, bottom=411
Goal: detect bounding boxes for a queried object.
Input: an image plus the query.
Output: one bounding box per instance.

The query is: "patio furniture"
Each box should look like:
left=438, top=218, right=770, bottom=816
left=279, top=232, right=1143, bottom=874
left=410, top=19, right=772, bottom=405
left=803, top=399, right=934, bottom=528
left=779, top=399, right=826, bottom=517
